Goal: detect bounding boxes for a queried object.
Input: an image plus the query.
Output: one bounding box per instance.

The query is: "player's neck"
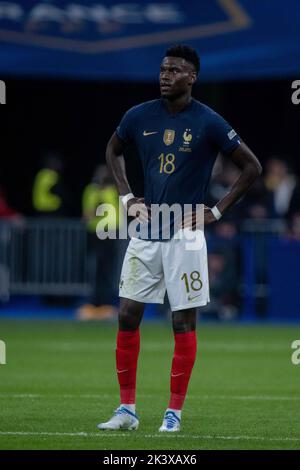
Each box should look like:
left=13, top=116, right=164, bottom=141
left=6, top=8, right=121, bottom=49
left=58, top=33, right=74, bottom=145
left=162, top=93, right=192, bottom=115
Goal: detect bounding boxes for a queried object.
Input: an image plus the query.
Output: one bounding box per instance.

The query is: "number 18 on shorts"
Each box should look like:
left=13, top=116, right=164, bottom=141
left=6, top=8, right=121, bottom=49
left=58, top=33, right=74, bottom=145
left=119, top=230, right=210, bottom=311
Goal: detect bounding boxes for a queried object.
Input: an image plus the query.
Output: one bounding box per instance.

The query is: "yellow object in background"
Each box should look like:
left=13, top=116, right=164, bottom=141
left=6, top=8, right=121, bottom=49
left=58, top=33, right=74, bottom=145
left=32, top=169, right=62, bottom=212
left=82, top=183, right=121, bottom=233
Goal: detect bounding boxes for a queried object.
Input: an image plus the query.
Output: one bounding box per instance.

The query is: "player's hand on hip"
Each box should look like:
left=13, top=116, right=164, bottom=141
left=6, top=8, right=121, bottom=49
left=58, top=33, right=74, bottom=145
left=204, top=205, right=218, bottom=225
left=127, top=198, right=151, bottom=222
left=181, top=205, right=217, bottom=229
left=181, top=211, right=200, bottom=230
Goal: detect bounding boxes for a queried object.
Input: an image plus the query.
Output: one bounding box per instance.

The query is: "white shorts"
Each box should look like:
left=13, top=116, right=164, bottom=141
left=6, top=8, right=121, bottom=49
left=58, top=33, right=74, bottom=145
left=119, top=229, right=210, bottom=311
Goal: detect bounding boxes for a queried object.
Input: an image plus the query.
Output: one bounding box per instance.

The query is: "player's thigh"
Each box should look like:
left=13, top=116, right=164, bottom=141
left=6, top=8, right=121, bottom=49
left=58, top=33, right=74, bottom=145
left=162, top=229, right=210, bottom=312
left=119, top=238, right=165, bottom=304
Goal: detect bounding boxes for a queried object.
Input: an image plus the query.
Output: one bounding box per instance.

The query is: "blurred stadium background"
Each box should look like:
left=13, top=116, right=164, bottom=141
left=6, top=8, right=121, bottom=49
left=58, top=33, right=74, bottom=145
left=1, top=0, right=300, bottom=450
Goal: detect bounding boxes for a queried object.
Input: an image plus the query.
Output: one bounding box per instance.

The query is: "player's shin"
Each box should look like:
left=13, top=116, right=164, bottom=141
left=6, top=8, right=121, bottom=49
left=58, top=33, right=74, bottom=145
left=169, top=331, right=197, bottom=410
left=116, top=329, right=140, bottom=406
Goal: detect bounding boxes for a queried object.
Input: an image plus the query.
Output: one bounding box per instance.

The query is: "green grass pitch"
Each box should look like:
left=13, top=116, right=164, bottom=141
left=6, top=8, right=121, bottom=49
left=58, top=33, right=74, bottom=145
left=0, top=320, right=300, bottom=450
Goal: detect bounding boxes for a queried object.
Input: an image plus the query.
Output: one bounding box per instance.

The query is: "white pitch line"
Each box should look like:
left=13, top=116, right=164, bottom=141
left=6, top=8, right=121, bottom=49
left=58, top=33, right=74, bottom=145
left=37, top=342, right=289, bottom=353
left=0, top=431, right=91, bottom=437
left=1, top=394, right=300, bottom=401
left=193, top=395, right=300, bottom=401
left=0, top=394, right=41, bottom=398
left=0, top=431, right=299, bottom=443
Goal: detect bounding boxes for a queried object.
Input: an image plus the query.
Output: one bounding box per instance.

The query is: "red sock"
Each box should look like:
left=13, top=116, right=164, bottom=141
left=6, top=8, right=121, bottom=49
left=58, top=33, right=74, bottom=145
left=116, top=329, right=140, bottom=404
left=169, top=331, right=197, bottom=410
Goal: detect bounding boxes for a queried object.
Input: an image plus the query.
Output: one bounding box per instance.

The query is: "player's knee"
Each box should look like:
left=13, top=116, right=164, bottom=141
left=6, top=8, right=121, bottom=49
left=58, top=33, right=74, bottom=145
left=172, top=309, right=196, bottom=333
left=173, top=322, right=195, bottom=334
left=119, top=301, right=142, bottom=331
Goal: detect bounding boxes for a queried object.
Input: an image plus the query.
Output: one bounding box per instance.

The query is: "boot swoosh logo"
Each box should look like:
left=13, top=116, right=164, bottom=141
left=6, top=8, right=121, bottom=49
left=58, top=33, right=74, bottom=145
left=117, top=369, right=128, bottom=374
left=171, top=372, right=184, bottom=377
left=143, top=131, right=158, bottom=136
left=188, top=293, right=202, bottom=301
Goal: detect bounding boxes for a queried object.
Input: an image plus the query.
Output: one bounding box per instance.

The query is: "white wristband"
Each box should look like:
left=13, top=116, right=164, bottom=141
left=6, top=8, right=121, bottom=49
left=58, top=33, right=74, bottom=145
left=121, top=193, right=135, bottom=209
left=211, top=205, right=222, bottom=220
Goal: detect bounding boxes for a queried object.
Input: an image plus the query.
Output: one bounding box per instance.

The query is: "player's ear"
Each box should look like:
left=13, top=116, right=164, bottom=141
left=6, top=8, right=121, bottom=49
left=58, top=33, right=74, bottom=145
left=188, top=71, right=197, bottom=86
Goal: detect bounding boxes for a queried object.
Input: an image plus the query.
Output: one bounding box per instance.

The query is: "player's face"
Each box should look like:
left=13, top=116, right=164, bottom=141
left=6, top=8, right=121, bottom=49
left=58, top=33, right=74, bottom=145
left=159, top=57, right=196, bottom=99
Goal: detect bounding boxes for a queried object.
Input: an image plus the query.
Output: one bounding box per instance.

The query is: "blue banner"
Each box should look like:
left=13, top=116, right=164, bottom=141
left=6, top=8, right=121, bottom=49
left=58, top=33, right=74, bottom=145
left=0, top=0, right=300, bottom=80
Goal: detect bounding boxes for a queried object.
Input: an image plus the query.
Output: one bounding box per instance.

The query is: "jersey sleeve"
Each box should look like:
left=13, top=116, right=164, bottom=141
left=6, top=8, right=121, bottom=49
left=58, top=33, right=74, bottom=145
left=116, top=107, right=137, bottom=145
left=207, top=111, right=241, bottom=155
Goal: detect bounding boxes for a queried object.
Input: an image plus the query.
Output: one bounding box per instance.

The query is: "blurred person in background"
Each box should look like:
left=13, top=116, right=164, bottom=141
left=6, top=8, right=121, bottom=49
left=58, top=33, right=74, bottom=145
left=239, top=177, right=272, bottom=220
left=207, top=249, right=239, bottom=320
left=285, top=212, right=300, bottom=241
left=0, top=174, right=24, bottom=225
left=206, top=156, right=242, bottom=222
left=0, top=189, right=24, bottom=224
left=264, top=158, right=297, bottom=218
left=204, top=213, right=240, bottom=320
left=0, top=173, right=25, bottom=302
left=208, top=156, right=272, bottom=222
left=78, top=164, right=120, bottom=320
left=206, top=155, right=239, bottom=202
left=32, top=151, right=71, bottom=217
left=31, top=151, right=72, bottom=305
left=288, top=182, right=300, bottom=218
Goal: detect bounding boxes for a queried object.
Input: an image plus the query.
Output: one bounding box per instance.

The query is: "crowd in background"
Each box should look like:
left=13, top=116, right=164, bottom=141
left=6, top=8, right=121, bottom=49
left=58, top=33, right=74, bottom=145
left=2, top=153, right=299, bottom=226
left=0, top=153, right=299, bottom=319
left=204, top=156, right=300, bottom=318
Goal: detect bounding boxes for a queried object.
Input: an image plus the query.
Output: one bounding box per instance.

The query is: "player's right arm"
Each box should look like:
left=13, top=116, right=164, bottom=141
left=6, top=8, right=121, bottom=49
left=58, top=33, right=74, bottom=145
left=106, top=132, right=132, bottom=197
left=107, top=106, right=149, bottom=220
left=106, top=132, right=147, bottom=216
left=106, top=104, right=139, bottom=200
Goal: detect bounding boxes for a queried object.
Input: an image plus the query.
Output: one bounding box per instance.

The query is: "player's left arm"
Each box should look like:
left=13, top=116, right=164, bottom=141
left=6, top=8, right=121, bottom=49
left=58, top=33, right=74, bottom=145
left=206, top=142, right=262, bottom=224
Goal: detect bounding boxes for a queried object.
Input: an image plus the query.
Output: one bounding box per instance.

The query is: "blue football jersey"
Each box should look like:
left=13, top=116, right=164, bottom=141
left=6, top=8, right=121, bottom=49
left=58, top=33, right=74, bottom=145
left=116, top=98, right=241, bottom=239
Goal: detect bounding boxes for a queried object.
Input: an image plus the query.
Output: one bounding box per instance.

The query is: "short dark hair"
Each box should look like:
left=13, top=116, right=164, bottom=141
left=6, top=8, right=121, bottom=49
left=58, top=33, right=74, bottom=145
left=165, top=44, right=200, bottom=74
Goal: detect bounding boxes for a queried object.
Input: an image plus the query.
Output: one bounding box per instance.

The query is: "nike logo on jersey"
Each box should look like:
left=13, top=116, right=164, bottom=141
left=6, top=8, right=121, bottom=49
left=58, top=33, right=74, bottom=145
left=188, top=293, right=202, bottom=301
left=171, top=372, right=185, bottom=378
left=143, top=131, right=158, bottom=136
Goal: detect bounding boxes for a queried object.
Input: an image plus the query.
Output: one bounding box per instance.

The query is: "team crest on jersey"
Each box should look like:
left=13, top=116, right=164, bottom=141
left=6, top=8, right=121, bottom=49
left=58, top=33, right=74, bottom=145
left=163, top=129, right=175, bottom=146
left=183, top=129, right=193, bottom=143
left=179, top=129, right=193, bottom=152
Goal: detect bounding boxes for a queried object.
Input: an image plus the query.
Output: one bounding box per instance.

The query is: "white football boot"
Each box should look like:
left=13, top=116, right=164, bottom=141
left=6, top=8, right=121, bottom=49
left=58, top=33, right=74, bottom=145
left=97, top=406, right=139, bottom=431
left=159, top=410, right=181, bottom=432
